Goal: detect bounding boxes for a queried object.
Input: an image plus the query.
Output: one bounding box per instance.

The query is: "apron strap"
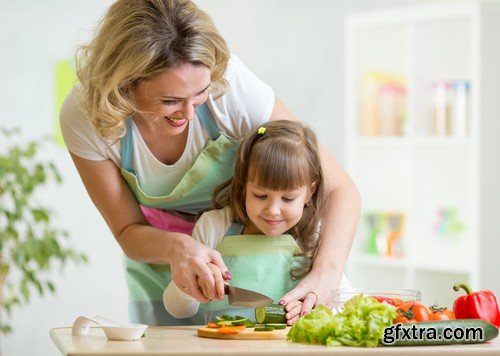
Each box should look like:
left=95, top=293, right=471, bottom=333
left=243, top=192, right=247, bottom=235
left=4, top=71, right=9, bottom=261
left=120, top=103, right=220, bottom=171
left=225, top=222, right=245, bottom=236
left=196, top=103, right=221, bottom=140
left=121, top=118, right=134, bottom=172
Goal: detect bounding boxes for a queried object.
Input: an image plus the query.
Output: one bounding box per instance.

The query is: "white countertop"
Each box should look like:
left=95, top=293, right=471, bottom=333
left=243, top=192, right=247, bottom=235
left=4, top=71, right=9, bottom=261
left=50, top=325, right=500, bottom=356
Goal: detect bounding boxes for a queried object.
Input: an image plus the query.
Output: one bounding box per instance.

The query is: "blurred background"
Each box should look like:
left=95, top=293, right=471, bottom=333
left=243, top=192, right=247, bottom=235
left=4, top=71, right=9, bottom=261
left=1, top=0, right=499, bottom=355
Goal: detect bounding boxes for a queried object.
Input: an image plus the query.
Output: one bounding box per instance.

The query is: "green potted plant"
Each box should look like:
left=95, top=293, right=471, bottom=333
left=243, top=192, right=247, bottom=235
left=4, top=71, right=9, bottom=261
left=0, top=127, right=87, bottom=334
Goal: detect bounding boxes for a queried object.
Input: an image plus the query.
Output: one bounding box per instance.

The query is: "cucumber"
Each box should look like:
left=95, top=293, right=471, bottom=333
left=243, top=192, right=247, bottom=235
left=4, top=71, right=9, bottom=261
left=255, top=304, right=286, bottom=324
left=254, top=326, right=275, bottom=332
left=231, top=318, right=249, bottom=326
left=215, top=315, right=234, bottom=321
left=216, top=320, right=233, bottom=327
left=381, top=319, right=499, bottom=346
left=265, top=323, right=287, bottom=330
left=217, top=318, right=248, bottom=327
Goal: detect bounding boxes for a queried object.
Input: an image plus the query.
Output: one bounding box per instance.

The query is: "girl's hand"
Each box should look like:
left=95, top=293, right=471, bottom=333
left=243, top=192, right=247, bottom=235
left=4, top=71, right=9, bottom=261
left=170, top=236, right=230, bottom=302
left=278, top=270, right=335, bottom=316
left=196, top=263, right=226, bottom=302
left=284, top=299, right=303, bottom=325
left=284, top=292, right=318, bottom=324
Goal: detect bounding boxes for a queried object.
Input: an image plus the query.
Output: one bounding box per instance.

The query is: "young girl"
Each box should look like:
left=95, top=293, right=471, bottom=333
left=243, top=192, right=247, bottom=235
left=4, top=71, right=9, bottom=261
left=163, top=120, right=351, bottom=324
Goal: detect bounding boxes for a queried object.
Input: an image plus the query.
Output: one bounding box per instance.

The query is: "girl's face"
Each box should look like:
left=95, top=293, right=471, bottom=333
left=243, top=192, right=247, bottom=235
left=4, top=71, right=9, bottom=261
left=129, top=62, right=211, bottom=135
left=244, top=181, right=313, bottom=237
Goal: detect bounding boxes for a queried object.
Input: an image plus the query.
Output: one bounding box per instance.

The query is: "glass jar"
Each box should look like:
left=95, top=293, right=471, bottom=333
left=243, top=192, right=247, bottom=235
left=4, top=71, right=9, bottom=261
left=433, top=81, right=452, bottom=136
left=332, top=288, right=421, bottom=313
left=451, top=80, right=471, bottom=137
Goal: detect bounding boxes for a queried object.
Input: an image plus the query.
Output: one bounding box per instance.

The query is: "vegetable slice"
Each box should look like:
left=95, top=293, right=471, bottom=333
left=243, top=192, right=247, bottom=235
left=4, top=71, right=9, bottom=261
left=217, top=326, right=245, bottom=334
left=254, top=326, right=275, bottom=332
left=255, top=304, right=286, bottom=324
left=265, top=323, right=287, bottom=329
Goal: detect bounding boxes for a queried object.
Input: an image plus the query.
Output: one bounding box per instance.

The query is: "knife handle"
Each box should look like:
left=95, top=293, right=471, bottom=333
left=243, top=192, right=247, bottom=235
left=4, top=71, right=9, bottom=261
left=224, top=284, right=230, bottom=295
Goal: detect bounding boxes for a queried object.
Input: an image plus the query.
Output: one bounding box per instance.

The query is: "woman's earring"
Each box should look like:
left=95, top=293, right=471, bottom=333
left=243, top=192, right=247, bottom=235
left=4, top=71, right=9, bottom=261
left=305, top=202, right=310, bottom=208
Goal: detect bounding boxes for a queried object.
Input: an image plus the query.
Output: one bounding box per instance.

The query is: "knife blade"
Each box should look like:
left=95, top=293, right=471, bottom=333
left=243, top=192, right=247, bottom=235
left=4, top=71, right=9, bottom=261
left=224, top=284, right=273, bottom=307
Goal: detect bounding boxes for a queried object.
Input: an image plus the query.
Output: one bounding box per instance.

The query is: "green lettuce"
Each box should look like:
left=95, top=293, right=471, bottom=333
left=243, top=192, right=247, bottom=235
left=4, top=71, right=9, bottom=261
left=287, top=294, right=397, bottom=347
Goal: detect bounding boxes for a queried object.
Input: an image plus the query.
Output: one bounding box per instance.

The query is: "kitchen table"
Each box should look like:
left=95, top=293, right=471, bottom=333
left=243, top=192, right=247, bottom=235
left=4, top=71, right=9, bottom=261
left=50, top=325, right=500, bottom=356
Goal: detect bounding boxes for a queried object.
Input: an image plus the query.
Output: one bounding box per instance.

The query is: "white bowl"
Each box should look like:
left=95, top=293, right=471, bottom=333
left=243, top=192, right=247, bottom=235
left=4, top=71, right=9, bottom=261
left=101, top=324, right=147, bottom=341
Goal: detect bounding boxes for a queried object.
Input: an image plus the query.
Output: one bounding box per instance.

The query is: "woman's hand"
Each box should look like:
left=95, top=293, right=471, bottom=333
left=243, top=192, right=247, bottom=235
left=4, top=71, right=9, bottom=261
left=170, top=236, right=230, bottom=303
left=196, top=263, right=225, bottom=302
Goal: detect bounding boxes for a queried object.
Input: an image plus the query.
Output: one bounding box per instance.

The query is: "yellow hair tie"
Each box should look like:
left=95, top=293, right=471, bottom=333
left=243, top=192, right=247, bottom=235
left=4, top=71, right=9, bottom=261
left=257, top=127, right=266, bottom=135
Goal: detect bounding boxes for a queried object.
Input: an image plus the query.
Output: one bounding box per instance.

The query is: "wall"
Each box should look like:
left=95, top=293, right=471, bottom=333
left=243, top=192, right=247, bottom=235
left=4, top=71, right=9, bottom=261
left=0, top=1, right=422, bottom=355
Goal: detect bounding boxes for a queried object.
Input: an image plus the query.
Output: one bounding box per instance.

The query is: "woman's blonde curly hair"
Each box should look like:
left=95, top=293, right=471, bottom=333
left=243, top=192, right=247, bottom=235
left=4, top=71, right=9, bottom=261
left=76, top=0, right=229, bottom=140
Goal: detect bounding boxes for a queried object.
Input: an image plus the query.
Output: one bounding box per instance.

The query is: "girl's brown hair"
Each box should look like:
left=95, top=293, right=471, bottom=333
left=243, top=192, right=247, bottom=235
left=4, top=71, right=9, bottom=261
left=213, top=120, right=325, bottom=279
left=76, top=0, right=229, bottom=140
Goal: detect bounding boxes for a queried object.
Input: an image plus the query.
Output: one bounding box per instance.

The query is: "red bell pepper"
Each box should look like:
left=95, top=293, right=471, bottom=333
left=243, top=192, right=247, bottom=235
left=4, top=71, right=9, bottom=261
left=453, top=283, right=500, bottom=327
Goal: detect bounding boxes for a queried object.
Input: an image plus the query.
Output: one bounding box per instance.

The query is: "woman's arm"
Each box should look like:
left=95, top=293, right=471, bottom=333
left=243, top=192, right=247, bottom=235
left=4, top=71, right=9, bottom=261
left=269, top=98, right=361, bottom=314
left=69, top=153, right=228, bottom=302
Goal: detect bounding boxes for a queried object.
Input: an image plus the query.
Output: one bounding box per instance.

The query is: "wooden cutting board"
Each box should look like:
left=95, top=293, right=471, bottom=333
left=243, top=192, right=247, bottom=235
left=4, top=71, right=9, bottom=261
left=197, top=326, right=290, bottom=340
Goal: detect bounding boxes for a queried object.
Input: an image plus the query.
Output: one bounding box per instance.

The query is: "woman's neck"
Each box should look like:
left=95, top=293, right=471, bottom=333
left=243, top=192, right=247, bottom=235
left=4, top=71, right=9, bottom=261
left=134, top=118, right=189, bottom=165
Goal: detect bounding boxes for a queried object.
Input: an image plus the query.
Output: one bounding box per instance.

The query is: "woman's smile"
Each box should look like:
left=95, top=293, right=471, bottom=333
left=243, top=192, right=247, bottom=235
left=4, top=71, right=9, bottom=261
left=165, top=116, right=187, bottom=127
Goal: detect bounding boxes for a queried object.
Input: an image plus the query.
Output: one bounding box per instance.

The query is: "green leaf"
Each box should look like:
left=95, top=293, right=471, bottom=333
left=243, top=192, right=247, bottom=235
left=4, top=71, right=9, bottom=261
left=0, top=324, right=12, bottom=334
left=25, top=142, right=37, bottom=158
left=47, top=281, right=56, bottom=293
left=20, top=280, right=30, bottom=301
left=31, top=208, right=50, bottom=222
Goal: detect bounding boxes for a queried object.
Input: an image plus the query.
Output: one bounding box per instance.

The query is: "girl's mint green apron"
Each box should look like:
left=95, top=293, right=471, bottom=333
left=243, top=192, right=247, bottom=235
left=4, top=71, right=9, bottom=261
left=120, top=103, right=238, bottom=325
left=204, top=223, right=305, bottom=322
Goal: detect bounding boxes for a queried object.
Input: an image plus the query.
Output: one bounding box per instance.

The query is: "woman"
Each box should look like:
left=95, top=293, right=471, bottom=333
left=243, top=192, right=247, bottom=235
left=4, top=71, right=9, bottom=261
left=60, top=0, right=360, bottom=325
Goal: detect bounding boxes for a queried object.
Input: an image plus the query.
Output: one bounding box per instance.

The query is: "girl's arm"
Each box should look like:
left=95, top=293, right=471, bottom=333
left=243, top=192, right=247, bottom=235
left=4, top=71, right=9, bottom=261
left=69, top=153, right=229, bottom=302
left=269, top=98, right=361, bottom=314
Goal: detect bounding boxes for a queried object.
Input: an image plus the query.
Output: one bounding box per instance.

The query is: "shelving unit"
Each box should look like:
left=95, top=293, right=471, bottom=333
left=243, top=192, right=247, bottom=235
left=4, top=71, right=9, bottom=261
left=344, top=1, right=500, bottom=307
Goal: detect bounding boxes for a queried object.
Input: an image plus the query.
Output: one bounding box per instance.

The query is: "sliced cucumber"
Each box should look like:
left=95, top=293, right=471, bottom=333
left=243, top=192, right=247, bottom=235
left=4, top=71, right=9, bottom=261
left=265, top=323, right=287, bottom=330
left=216, top=320, right=234, bottom=327
left=216, top=318, right=248, bottom=327
left=231, top=318, right=249, bottom=326
left=216, top=315, right=234, bottom=321
left=254, top=326, right=275, bottom=332
left=255, top=304, right=286, bottom=324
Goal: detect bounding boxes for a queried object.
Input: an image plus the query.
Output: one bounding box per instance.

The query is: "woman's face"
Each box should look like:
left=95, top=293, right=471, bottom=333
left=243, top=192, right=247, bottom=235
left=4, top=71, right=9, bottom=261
left=129, top=62, right=211, bottom=135
left=244, top=181, right=313, bottom=237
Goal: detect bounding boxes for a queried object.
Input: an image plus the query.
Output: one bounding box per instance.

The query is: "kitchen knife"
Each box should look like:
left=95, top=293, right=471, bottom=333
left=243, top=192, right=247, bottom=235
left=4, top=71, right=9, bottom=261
left=224, top=284, right=273, bottom=307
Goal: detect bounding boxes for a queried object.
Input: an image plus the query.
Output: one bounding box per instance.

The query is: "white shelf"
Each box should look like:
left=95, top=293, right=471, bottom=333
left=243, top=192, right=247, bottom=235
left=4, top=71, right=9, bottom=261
left=412, top=137, right=473, bottom=147
left=351, top=137, right=408, bottom=148
left=350, top=252, right=470, bottom=275
left=345, top=1, right=500, bottom=307
left=351, top=136, right=472, bottom=148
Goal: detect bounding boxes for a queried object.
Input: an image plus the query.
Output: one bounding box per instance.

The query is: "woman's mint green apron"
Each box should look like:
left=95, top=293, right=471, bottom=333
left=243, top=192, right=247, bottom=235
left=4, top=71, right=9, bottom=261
left=120, top=103, right=238, bottom=325
left=204, top=223, right=305, bottom=323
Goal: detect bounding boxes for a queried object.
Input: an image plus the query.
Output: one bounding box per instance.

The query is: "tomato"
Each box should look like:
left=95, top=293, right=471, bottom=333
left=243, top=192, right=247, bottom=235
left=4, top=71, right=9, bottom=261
left=431, top=310, right=456, bottom=320
left=396, top=302, right=431, bottom=322
left=374, top=296, right=403, bottom=307
left=393, top=315, right=416, bottom=324
left=429, top=305, right=456, bottom=321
